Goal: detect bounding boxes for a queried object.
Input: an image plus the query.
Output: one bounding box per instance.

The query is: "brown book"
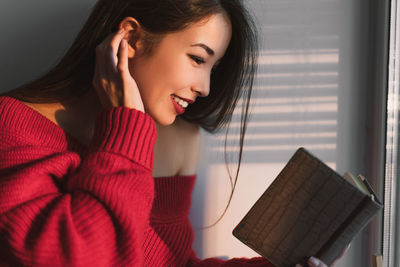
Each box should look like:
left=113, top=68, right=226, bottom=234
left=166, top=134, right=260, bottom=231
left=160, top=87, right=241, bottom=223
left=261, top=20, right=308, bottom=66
left=232, top=147, right=382, bottom=267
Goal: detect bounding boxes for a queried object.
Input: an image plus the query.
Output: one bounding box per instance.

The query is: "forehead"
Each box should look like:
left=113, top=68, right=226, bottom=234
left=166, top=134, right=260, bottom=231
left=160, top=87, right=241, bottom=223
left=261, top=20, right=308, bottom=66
left=160, top=13, right=232, bottom=58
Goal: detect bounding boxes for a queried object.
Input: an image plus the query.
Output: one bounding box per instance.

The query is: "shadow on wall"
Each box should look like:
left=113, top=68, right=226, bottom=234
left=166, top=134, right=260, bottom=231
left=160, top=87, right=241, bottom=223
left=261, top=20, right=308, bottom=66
left=206, top=0, right=341, bottom=164
left=190, top=0, right=344, bottom=260
left=0, top=1, right=95, bottom=92
left=209, top=48, right=340, bottom=164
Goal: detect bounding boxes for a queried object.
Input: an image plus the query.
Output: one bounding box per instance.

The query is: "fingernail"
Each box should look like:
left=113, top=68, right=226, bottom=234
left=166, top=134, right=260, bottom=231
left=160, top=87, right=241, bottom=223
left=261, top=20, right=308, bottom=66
left=308, top=257, right=319, bottom=267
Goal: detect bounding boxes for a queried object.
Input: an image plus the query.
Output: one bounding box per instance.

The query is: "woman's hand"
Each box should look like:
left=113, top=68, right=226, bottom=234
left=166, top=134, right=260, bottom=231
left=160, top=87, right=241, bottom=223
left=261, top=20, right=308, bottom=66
left=92, top=28, right=145, bottom=112
left=294, top=244, right=350, bottom=267
left=294, top=257, right=331, bottom=267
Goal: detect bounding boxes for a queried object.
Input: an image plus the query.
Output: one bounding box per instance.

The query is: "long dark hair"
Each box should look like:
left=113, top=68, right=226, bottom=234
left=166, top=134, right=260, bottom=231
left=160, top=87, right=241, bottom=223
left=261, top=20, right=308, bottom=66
left=1, top=0, right=259, bottom=228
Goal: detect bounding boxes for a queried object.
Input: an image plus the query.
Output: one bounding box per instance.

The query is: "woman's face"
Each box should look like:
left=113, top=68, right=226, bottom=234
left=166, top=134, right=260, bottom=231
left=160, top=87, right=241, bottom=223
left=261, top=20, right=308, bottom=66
left=129, top=13, right=232, bottom=125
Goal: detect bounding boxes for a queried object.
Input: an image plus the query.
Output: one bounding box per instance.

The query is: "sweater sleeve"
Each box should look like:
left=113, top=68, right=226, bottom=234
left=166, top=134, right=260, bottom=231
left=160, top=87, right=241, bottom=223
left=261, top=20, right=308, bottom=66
left=186, top=249, right=275, bottom=267
left=0, top=107, right=156, bottom=267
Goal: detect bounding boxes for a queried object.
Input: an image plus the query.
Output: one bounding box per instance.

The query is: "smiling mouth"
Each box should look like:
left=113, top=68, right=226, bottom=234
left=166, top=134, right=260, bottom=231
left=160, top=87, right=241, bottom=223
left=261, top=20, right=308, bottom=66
left=171, top=94, right=189, bottom=108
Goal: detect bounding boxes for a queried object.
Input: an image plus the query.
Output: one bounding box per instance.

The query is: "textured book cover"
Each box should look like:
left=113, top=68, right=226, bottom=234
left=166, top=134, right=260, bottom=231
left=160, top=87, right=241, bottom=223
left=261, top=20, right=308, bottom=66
left=232, top=147, right=382, bottom=267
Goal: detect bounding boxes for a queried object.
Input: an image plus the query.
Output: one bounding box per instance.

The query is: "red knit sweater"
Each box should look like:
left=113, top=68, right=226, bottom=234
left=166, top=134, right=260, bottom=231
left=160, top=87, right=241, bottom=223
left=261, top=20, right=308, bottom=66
left=0, top=96, right=274, bottom=267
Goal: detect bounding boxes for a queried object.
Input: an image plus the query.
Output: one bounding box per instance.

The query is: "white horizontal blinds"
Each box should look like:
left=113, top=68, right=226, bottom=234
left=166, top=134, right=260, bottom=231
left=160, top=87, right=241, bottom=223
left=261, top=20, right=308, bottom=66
left=383, top=0, right=400, bottom=266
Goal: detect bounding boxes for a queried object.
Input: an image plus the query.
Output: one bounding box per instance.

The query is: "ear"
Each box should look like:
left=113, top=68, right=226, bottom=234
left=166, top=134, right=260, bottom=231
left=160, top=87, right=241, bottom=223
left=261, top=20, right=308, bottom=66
left=118, top=17, right=143, bottom=58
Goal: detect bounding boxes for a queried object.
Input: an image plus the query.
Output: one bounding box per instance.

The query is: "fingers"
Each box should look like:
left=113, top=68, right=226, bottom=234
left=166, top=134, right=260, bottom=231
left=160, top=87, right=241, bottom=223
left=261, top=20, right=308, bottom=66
left=92, top=28, right=143, bottom=110
left=308, top=257, right=327, bottom=267
left=331, top=243, right=351, bottom=266
left=94, top=28, right=128, bottom=81
left=117, top=39, right=130, bottom=75
left=109, top=28, right=127, bottom=68
left=96, top=29, right=127, bottom=73
left=93, top=30, right=126, bottom=108
left=341, top=243, right=351, bottom=256
left=110, top=28, right=127, bottom=53
left=295, top=244, right=350, bottom=267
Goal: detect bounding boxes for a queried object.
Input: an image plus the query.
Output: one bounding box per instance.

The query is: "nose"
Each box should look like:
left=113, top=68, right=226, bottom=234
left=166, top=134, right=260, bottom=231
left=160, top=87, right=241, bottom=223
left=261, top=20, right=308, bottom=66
left=191, top=73, right=210, bottom=98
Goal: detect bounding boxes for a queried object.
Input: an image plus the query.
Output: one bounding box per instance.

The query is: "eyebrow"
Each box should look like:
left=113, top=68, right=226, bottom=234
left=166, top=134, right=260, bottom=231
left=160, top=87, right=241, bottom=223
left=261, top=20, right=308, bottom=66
left=191, top=43, right=215, bottom=56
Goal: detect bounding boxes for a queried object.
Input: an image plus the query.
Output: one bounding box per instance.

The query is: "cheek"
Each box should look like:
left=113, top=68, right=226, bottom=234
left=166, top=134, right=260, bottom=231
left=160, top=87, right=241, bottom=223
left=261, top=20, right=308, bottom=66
left=128, top=53, right=194, bottom=98
left=128, top=58, right=157, bottom=98
left=165, top=56, right=198, bottom=90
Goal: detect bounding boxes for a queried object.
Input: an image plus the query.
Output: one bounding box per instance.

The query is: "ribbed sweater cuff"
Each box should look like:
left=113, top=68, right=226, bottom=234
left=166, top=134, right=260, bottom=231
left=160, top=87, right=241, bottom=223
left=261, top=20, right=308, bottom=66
left=89, top=107, right=157, bottom=170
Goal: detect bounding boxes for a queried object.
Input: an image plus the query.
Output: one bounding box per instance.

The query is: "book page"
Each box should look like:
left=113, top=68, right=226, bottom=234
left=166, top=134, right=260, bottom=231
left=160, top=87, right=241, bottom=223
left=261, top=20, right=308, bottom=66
left=343, top=172, right=374, bottom=200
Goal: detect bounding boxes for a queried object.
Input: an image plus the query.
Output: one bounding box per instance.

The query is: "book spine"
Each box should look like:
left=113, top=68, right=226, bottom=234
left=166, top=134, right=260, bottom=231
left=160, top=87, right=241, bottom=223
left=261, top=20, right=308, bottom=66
left=316, top=196, right=382, bottom=265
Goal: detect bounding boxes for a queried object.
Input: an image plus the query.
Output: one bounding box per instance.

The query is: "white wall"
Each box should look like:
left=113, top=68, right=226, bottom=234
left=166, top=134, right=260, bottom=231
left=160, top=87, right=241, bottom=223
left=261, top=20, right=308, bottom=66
left=190, top=0, right=375, bottom=267
left=0, top=0, right=96, bottom=91
left=0, top=0, right=377, bottom=266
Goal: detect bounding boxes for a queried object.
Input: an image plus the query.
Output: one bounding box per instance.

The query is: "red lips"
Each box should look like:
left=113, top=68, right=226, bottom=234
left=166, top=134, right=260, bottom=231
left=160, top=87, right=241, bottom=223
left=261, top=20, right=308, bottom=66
left=171, top=96, right=185, bottom=115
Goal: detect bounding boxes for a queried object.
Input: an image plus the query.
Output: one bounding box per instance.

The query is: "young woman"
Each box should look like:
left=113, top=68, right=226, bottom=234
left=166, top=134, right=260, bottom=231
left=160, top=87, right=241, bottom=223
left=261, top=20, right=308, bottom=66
left=0, top=0, right=346, bottom=266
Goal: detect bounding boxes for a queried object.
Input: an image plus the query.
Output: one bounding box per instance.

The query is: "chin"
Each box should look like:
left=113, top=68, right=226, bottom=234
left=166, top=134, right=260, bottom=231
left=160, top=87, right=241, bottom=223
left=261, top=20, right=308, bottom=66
left=153, top=115, right=176, bottom=126
left=146, top=104, right=177, bottom=126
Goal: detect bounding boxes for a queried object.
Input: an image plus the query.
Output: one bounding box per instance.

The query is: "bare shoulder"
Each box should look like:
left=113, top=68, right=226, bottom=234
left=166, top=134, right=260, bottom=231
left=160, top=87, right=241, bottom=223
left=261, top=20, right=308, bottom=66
left=173, top=117, right=200, bottom=175
left=153, top=117, right=201, bottom=177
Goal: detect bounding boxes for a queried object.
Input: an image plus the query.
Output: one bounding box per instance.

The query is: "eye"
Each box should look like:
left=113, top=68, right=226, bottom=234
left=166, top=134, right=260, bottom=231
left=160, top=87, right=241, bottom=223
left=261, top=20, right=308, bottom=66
left=189, top=55, right=205, bottom=65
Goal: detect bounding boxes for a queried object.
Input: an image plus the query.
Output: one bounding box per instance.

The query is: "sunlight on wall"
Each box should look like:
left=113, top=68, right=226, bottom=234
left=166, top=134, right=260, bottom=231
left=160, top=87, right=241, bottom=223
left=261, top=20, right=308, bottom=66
left=191, top=0, right=345, bottom=261
left=258, top=49, right=339, bottom=65
left=193, top=45, right=341, bottom=259
left=206, top=48, right=340, bottom=161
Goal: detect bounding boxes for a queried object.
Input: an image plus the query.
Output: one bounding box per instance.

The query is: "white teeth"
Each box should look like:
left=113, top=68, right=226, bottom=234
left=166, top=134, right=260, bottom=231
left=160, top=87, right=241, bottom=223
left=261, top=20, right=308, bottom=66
left=173, top=95, right=189, bottom=108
